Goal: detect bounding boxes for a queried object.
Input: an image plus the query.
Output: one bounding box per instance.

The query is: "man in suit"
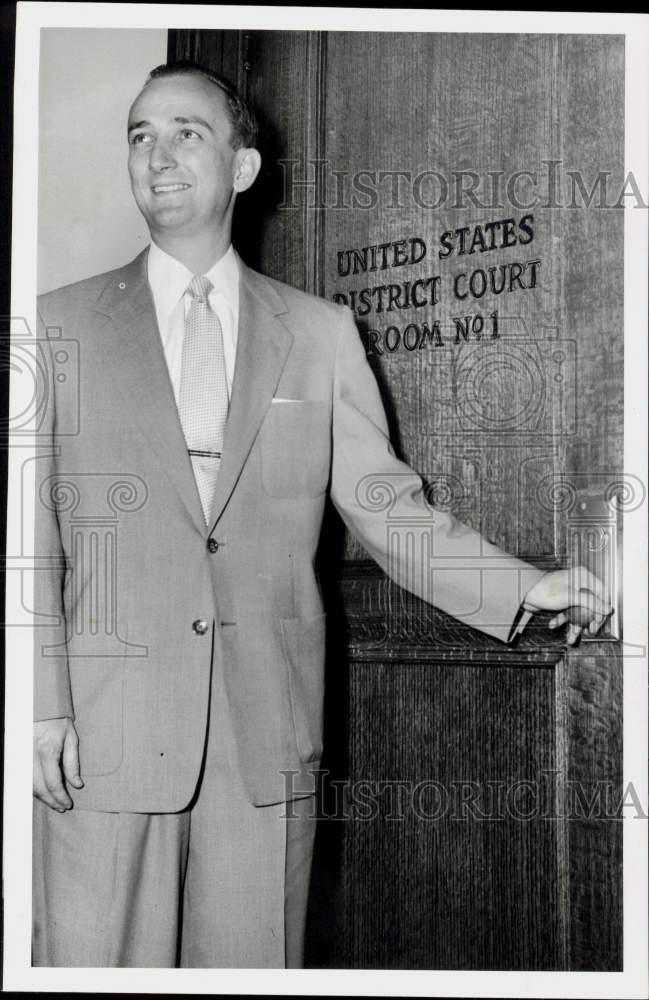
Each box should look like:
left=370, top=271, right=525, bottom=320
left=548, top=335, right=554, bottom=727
left=32, top=61, right=610, bottom=968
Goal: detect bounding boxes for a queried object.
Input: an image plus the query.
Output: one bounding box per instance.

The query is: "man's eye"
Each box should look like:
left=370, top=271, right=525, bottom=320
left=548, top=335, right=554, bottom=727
left=178, top=128, right=200, bottom=140
left=129, top=133, right=151, bottom=146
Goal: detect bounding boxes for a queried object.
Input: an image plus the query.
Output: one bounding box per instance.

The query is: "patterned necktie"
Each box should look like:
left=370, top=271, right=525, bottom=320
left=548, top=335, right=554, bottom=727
left=178, top=275, right=229, bottom=524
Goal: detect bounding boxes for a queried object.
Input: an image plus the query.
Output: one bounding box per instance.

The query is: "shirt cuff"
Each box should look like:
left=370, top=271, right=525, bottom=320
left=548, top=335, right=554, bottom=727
left=506, top=604, right=535, bottom=644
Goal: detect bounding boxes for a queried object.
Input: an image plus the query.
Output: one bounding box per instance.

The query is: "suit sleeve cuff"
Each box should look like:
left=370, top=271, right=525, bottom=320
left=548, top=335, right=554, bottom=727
left=34, top=657, right=74, bottom=722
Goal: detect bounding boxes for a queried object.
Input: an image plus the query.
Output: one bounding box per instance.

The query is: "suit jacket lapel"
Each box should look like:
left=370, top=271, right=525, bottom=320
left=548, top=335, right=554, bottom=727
left=207, top=261, right=294, bottom=529
left=93, top=249, right=206, bottom=533
left=93, top=249, right=294, bottom=535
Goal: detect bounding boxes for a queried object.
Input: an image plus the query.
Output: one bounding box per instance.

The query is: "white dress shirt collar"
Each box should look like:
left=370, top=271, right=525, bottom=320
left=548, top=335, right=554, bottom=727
left=147, top=240, right=239, bottom=317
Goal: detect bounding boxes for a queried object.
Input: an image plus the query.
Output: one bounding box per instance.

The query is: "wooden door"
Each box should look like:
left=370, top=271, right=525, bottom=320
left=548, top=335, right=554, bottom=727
left=170, top=28, right=624, bottom=970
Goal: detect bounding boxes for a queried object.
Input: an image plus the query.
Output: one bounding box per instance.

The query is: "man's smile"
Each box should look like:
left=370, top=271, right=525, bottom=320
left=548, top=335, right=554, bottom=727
left=150, top=182, right=192, bottom=194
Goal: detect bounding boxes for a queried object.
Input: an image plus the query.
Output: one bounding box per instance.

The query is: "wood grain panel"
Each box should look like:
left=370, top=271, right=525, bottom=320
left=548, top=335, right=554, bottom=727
left=307, top=564, right=622, bottom=970
left=556, top=646, right=623, bottom=970
left=319, top=33, right=623, bottom=568
left=322, top=34, right=561, bottom=562
left=169, top=28, right=245, bottom=92
left=340, top=659, right=559, bottom=969
left=558, top=35, right=625, bottom=486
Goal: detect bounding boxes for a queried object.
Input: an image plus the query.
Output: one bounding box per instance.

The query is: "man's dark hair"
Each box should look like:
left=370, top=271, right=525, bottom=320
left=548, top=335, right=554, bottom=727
left=146, top=61, right=258, bottom=150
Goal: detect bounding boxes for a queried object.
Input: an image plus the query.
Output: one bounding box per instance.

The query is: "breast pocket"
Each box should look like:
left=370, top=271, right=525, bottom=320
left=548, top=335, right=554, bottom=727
left=260, top=400, right=331, bottom=498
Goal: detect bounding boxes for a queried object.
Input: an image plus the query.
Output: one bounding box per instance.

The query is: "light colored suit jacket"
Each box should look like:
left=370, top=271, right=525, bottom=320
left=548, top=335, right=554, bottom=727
left=34, top=249, right=544, bottom=811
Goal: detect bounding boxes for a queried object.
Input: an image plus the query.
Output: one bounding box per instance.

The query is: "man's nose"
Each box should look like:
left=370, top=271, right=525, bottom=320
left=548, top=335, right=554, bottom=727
left=149, top=138, right=177, bottom=171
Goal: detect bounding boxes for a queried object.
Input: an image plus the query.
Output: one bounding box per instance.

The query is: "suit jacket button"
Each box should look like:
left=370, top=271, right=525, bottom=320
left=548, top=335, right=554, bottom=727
left=207, top=538, right=219, bottom=553
left=192, top=619, right=209, bottom=635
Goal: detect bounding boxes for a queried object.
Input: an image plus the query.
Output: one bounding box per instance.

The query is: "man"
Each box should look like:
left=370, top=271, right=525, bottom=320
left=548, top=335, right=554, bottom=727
left=32, top=61, right=610, bottom=968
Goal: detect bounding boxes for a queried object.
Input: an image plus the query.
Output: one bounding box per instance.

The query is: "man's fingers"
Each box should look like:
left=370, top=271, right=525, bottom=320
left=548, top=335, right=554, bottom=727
left=587, top=611, right=609, bottom=636
left=34, top=718, right=81, bottom=807
left=566, top=592, right=611, bottom=626
left=543, top=564, right=613, bottom=641
left=573, top=566, right=609, bottom=604
left=33, top=758, right=67, bottom=812
left=40, top=752, right=73, bottom=809
left=566, top=623, right=582, bottom=646
left=565, top=566, right=612, bottom=630
left=549, top=606, right=611, bottom=640
left=575, top=591, right=611, bottom=618
left=571, top=566, right=612, bottom=619
left=62, top=727, right=84, bottom=789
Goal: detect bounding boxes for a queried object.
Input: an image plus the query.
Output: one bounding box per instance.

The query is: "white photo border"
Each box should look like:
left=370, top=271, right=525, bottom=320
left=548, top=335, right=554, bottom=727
left=6, top=4, right=648, bottom=996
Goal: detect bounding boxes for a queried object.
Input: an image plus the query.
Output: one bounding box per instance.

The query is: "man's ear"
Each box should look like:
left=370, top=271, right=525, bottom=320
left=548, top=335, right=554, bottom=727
left=233, top=148, right=262, bottom=193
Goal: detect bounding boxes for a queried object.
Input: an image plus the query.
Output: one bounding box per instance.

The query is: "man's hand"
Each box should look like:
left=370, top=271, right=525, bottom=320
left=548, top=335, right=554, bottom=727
left=33, top=717, right=84, bottom=811
left=523, top=566, right=612, bottom=646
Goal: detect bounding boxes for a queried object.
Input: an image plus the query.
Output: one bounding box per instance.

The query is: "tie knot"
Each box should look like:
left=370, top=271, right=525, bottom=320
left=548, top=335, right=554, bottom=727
left=187, top=274, right=213, bottom=303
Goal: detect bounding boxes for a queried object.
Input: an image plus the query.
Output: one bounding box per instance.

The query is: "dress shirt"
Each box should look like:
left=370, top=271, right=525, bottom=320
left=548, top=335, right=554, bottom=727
left=147, top=241, right=240, bottom=403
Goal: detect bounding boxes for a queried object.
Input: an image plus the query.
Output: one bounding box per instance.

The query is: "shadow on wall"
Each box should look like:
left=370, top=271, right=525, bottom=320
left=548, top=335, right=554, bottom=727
left=232, top=111, right=287, bottom=276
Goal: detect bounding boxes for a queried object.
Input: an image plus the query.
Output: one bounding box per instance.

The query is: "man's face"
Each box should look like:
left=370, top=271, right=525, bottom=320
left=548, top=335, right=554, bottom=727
left=127, top=74, right=241, bottom=240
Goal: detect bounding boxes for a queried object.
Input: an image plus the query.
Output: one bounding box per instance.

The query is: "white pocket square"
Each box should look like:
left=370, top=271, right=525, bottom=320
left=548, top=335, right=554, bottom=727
left=272, top=397, right=303, bottom=403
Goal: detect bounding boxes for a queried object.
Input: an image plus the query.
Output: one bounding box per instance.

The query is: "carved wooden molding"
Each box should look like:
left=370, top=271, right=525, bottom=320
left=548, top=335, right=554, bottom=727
left=303, top=31, right=327, bottom=298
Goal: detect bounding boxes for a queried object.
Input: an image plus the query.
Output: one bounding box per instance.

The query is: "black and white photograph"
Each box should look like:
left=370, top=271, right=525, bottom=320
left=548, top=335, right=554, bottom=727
left=3, top=4, right=648, bottom=996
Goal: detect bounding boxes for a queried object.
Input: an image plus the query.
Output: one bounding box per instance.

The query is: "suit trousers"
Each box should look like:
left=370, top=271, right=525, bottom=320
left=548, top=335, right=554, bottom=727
left=32, top=627, right=318, bottom=968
